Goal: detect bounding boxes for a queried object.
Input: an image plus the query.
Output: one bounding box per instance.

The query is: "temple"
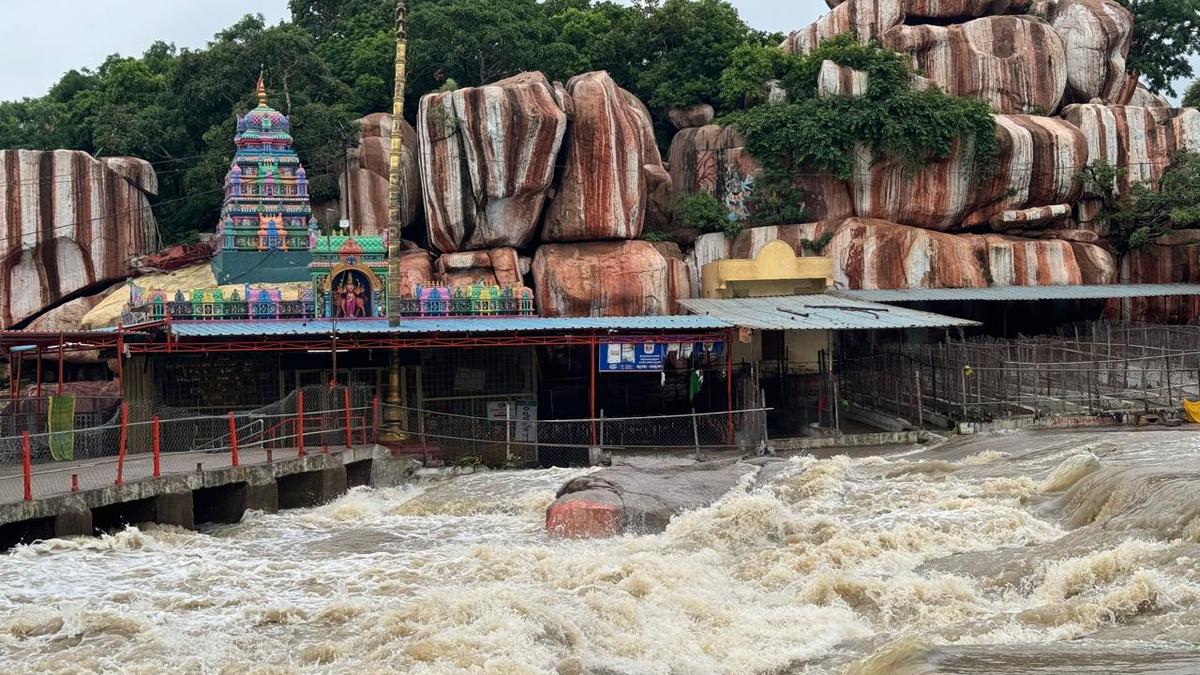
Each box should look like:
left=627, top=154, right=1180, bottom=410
left=211, top=75, right=319, bottom=284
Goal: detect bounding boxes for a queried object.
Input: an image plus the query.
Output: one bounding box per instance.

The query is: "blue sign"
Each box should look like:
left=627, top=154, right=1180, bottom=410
left=599, top=341, right=725, bottom=372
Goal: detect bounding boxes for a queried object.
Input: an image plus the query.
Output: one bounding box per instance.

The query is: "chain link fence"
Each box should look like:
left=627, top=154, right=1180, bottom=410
left=839, top=322, right=1200, bottom=423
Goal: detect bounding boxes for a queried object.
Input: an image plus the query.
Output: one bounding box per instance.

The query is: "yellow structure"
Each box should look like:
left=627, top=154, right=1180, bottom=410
left=700, top=240, right=835, bottom=373
left=701, top=240, right=833, bottom=299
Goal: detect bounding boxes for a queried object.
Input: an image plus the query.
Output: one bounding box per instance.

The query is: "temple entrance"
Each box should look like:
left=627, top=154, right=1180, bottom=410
left=330, top=268, right=373, bottom=318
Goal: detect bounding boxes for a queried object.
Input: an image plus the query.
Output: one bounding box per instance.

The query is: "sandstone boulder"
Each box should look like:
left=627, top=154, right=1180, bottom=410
left=391, top=248, right=435, bottom=297
left=337, top=113, right=420, bottom=236
left=1114, top=243, right=1200, bottom=323
left=1048, top=0, right=1134, bottom=104
left=1063, top=104, right=1200, bottom=197
left=882, top=16, right=1067, bottom=114
left=731, top=218, right=1115, bottom=288
left=542, top=72, right=664, bottom=241
left=546, top=460, right=758, bottom=537
left=686, top=232, right=734, bottom=297
left=1127, top=86, right=1170, bottom=109
left=667, top=103, right=715, bottom=129
left=667, top=126, right=761, bottom=224
left=1, top=150, right=158, bottom=328
left=434, top=247, right=522, bottom=287
left=852, top=114, right=1087, bottom=230
left=418, top=72, right=567, bottom=252
left=533, top=240, right=691, bottom=317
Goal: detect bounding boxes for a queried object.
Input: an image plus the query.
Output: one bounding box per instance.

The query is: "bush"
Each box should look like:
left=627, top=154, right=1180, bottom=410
left=1088, top=151, right=1200, bottom=254
left=674, top=193, right=728, bottom=231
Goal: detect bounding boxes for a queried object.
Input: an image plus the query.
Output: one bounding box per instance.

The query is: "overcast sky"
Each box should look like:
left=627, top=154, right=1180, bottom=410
left=0, top=0, right=824, bottom=102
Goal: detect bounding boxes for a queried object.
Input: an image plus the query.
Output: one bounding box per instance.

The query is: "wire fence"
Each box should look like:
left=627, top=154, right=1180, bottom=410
left=380, top=402, right=771, bottom=466
left=839, top=322, right=1200, bottom=423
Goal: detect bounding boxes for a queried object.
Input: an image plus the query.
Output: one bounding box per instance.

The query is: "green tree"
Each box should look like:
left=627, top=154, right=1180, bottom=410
left=1184, top=78, right=1200, bottom=107
left=636, top=0, right=752, bottom=110
left=1118, top=0, right=1200, bottom=96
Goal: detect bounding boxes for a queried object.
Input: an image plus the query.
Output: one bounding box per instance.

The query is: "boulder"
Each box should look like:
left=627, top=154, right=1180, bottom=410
left=784, top=0, right=1033, bottom=54
left=730, top=218, right=1115, bottom=288
left=852, top=114, right=1087, bottom=230
left=546, top=461, right=757, bottom=537
left=1127, top=85, right=1170, bottom=109
left=434, top=247, right=522, bottom=287
left=1114, top=243, right=1200, bottom=322
left=533, top=240, right=691, bottom=317
left=667, top=103, right=715, bottom=129
left=686, top=232, right=733, bottom=297
left=1, top=150, right=158, bottom=328
left=542, top=72, right=664, bottom=241
left=667, top=125, right=762, bottom=224
left=391, top=248, right=435, bottom=297
left=25, top=287, right=117, bottom=333
left=1062, top=104, right=1200, bottom=200
left=338, top=112, right=420, bottom=236
left=989, top=204, right=1074, bottom=231
left=881, top=16, right=1067, bottom=114
left=418, top=72, right=567, bottom=252
left=1048, top=0, right=1134, bottom=104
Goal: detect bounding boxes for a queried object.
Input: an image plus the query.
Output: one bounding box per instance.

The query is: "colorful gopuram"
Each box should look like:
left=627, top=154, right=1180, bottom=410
left=211, top=75, right=319, bottom=283
left=309, top=234, right=390, bottom=318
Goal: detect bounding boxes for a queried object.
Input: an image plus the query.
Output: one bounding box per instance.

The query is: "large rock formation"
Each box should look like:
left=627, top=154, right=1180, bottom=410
left=391, top=248, right=435, bottom=297
left=336, top=112, right=420, bottom=235
left=667, top=126, right=761, bottom=223
left=541, top=71, right=666, bottom=242
left=418, top=72, right=567, bottom=252
left=882, top=16, right=1067, bottom=115
left=533, top=240, right=691, bottom=317
left=1048, top=0, right=1134, bottom=104
left=727, top=218, right=1115, bottom=289
left=435, top=247, right=523, bottom=287
left=1114, top=234, right=1200, bottom=322
left=1, top=150, right=158, bottom=328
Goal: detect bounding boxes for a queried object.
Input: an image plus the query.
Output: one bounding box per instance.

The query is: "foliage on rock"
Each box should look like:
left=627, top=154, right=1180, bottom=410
left=1084, top=152, right=1200, bottom=253
left=715, top=33, right=998, bottom=181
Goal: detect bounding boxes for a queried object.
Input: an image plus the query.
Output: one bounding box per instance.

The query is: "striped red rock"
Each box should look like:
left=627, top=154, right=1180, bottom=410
left=1, top=150, right=158, bottom=328
left=391, top=249, right=434, bottom=297
left=1114, top=243, right=1200, bottom=322
left=666, top=124, right=853, bottom=225
left=852, top=114, right=1087, bottom=230
left=337, top=113, right=420, bottom=236
left=542, top=72, right=664, bottom=242
left=882, top=16, right=1067, bottom=115
left=533, top=240, right=690, bottom=317
left=1063, top=104, right=1200, bottom=197
left=418, top=72, right=567, bottom=252
left=729, top=218, right=1114, bottom=289
left=786, top=0, right=1032, bottom=54
left=435, top=247, right=522, bottom=287
left=1049, top=0, right=1134, bottom=104
left=989, top=204, right=1074, bottom=231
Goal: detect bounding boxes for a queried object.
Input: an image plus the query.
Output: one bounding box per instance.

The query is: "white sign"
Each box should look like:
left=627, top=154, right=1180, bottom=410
left=486, top=400, right=538, bottom=443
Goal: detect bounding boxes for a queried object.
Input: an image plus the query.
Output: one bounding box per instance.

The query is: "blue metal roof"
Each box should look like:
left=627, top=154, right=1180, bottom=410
left=166, top=315, right=730, bottom=337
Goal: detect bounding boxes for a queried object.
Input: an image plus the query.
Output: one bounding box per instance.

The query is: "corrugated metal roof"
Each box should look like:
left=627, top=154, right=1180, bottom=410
left=679, top=294, right=979, bottom=330
left=166, top=315, right=730, bottom=337
left=834, top=283, right=1200, bottom=303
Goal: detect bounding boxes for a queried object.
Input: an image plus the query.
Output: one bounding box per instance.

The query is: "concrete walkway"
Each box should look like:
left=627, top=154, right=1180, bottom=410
left=0, top=445, right=360, bottom=505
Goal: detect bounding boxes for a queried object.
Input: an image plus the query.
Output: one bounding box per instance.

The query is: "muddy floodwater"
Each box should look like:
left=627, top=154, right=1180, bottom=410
left=3, top=429, right=1200, bottom=674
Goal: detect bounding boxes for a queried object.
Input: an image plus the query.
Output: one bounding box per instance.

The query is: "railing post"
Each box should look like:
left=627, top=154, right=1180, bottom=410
left=372, top=395, right=380, bottom=444
left=691, top=408, right=702, bottom=460
left=152, top=416, right=161, bottom=478
left=115, top=402, right=128, bottom=486
left=297, top=390, right=305, bottom=456
left=343, top=387, right=352, bottom=449
left=599, top=409, right=605, bottom=450
left=505, top=403, right=512, bottom=464
left=22, top=432, right=32, bottom=501
left=228, top=412, right=240, bottom=467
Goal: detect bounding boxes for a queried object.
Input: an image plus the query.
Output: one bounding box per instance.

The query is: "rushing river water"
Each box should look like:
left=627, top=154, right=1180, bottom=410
left=2, top=429, right=1200, bottom=674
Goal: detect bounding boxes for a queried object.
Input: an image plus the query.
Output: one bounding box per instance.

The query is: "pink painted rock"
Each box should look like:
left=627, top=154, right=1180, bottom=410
left=391, top=249, right=434, bottom=297
left=434, top=247, right=522, bottom=287
left=882, top=16, right=1067, bottom=114
left=533, top=240, right=689, bottom=317
left=731, top=218, right=1114, bottom=289
left=338, top=113, right=420, bottom=236
left=1, top=150, right=158, bottom=328
left=1048, top=0, right=1134, bottom=104
left=418, top=72, right=567, bottom=252
left=542, top=72, right=664, bottom=242
left=852, top=114, right=1087, bottom=230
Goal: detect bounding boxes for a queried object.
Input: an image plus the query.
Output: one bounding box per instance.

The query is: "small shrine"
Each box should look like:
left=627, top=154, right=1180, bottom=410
left=211, top=75, right=319, bottom=283
left=129, top=282, right=315, bottom=321
left=309, top=234, right=390, bottom=318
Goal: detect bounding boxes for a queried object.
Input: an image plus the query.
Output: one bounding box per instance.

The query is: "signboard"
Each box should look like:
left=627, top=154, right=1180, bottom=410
left=486, top=400, right=537, bottom=442
left=598, top=341, right=725, bottom=372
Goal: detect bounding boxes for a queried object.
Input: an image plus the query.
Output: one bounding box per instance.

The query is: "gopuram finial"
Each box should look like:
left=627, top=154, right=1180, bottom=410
left=256, top=67, right=268, bottom=106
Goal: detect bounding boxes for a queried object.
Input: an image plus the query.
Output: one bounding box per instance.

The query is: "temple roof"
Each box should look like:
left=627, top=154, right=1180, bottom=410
left=235, top=75, right=291, bottom=140
left=312, top=235, right=386, bottom=255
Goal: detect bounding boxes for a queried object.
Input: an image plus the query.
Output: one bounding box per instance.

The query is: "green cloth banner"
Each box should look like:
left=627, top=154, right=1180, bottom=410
left=48, top=396, right=75, bottom=461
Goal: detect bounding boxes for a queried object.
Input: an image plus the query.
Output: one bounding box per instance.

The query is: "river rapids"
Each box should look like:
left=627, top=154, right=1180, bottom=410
left=3, top=428, right=1200, bottom=673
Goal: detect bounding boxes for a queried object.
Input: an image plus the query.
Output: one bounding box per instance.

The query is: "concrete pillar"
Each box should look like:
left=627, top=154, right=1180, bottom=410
left=369, top=448, right=418, bottom=487
left=53, top=497, right=93, bottom=537
left=154, top=492, right=194, bottom=529
left=244, top=482, right=279, bottom=514
left=317, top=465, right=347, bottom=503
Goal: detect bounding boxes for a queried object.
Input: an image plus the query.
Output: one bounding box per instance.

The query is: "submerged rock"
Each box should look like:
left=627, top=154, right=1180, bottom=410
left=546, top=460, right=759, bottom=537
